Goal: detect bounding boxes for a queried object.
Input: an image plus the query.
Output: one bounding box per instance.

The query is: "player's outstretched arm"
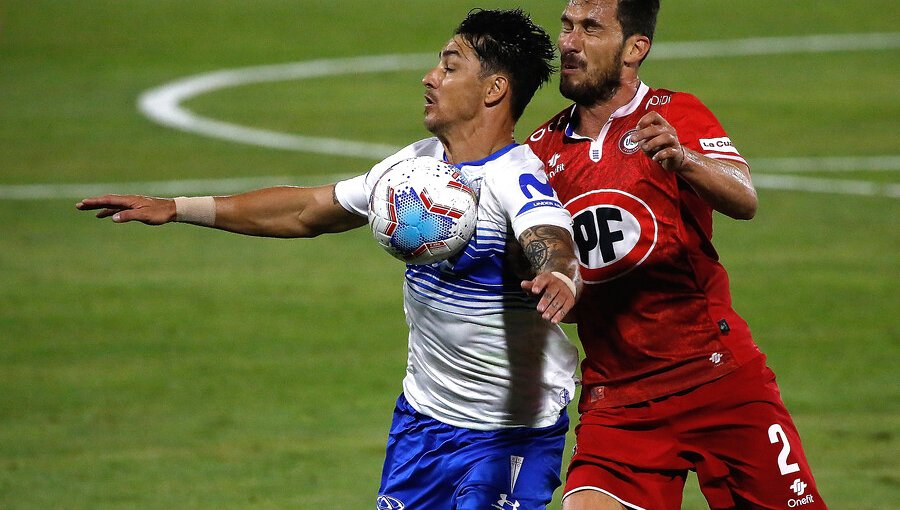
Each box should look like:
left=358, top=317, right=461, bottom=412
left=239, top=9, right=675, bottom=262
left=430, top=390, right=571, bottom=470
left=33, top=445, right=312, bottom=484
left=633, top=111, right=758, bottom=220
left=76, top=185, right=366, bottom=238
left=518, top=225, right=582, bottom=324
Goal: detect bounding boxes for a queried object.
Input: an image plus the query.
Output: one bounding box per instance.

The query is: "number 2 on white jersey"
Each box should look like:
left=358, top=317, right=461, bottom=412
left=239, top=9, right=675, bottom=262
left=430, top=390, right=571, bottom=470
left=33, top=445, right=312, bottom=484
left=768, top=423, right=800, bottom=475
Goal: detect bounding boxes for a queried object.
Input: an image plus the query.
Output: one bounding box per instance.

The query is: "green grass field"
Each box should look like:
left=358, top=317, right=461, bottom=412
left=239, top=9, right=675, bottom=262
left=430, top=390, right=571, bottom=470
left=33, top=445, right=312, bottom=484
left=2, top=0, right=898, bottom=508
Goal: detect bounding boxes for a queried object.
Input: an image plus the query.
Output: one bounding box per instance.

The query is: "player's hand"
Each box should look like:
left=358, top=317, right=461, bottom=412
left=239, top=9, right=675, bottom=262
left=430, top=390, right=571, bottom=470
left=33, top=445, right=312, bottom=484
left=520, top=272, right=578, bottom=324
left=633, top=111, right=686, bottom=172
left=76, top=194, right=176, bottom=225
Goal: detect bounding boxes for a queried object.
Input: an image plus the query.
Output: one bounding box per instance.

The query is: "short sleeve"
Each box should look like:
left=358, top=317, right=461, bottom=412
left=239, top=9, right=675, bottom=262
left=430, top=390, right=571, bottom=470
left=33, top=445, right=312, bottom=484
left=664, top=92, right=748, bottom=168
left=334, top=137, right=444, bottom=217
left=333, top=173, right=370, bottom=217
left=489, top=148, right=573, bottom=239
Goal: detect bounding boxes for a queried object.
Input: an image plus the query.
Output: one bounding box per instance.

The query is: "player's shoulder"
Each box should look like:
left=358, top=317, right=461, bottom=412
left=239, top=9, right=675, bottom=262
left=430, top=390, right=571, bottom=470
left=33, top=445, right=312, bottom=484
left=527, top=106, right=574, bottom=146
left=475, top=145, right=547, bottom=206
left=394, top=137, right=443, bottom=162
left=483, top=144, right=544, bottom=181
left=371, top=137, right=441, bottom=173
left=652, top=87, right=715, bottom=116
left=638, top=85, right=720, bottom=131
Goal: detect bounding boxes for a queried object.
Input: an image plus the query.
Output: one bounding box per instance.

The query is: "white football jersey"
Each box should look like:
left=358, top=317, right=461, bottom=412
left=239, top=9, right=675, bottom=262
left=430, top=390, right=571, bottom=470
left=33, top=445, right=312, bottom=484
left=334, top=138, right=578, bottom=430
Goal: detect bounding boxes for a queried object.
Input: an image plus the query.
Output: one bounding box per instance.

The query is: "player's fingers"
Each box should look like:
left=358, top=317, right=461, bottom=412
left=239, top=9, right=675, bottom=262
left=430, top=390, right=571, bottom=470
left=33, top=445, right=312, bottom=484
left=631, top=123, right=668, bottom=143
left=110, top=207, right=164, bottom=224
left=538, top=287, right=562, bottom=316
left=537, top=277, right=569, bottom=315
left=549, top=295, right=576, bottom=324
left=640, top=132, right=679, bottom=154
left=652, top=146, right=683, bottom=164
left=636, top=111, right=671, bottom=130
left=95, top=207, right=124, bottom=219
left=527, top=277, right=549, bottom=297
left=76, top=195, right=138, bottom=210
left=109, top=209, right=142, bottom=223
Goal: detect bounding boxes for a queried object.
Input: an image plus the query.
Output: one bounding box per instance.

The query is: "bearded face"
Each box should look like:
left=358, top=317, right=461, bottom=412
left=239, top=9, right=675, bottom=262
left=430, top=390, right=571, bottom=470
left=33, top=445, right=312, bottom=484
left=559, top=42, right=624, bottom=107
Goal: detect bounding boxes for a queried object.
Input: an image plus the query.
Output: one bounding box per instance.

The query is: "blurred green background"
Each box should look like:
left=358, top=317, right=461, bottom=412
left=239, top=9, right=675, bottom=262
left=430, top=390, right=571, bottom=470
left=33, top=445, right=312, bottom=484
left=1, top=1, right=898, bottom=508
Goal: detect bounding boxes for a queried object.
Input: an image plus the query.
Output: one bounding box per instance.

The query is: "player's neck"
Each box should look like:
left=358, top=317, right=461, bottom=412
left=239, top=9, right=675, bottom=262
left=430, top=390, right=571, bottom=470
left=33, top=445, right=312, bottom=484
left=439, top=118, right=516, bottom=165
left=573, top=75, right=642, bottom=139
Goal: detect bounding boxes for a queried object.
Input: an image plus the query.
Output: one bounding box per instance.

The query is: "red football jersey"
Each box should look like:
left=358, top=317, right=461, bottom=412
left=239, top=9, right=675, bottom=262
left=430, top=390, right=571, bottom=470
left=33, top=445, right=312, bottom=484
left=527, top=83, right=762, bottom=409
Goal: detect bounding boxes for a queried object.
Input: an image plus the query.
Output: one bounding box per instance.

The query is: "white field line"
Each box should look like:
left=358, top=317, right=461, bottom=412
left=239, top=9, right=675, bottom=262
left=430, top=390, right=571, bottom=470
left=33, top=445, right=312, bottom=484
left=651, top=32, right=900, bottom=59
left=137, top=32, right=900, bottom=158
left=752, top=174, right=900, bottom=199
left=751, top=155, right=900, bottom=172
left=6, top=33, right=897, bottom=201
left=137, top=54, right=433, bottom=159
left=2, top=157, right=897, bottom=200
left=0, top=175, right=353, bottom=200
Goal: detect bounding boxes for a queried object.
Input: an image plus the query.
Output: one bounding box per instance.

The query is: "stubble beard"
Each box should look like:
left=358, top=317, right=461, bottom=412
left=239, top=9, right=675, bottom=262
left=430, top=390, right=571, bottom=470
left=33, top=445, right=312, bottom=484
left=559, top=47, right=624, bottom=107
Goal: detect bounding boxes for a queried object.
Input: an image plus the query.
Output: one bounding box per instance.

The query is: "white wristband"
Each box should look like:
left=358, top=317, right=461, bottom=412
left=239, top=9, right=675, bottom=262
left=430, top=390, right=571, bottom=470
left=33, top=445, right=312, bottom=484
left=174, top=196, right=216, bottom=226
left=550, top=271, right=577, bottom=298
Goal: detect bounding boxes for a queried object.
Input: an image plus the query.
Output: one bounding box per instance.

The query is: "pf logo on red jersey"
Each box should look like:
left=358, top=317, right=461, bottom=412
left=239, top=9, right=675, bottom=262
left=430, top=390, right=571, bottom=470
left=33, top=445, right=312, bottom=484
left=566, top=190, right=657, bottom=283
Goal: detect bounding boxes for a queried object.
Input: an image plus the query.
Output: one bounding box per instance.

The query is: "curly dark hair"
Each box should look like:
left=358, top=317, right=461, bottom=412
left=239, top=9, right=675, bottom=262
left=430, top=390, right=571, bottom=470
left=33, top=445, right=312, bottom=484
left=454, top=8, right=556, bottom=121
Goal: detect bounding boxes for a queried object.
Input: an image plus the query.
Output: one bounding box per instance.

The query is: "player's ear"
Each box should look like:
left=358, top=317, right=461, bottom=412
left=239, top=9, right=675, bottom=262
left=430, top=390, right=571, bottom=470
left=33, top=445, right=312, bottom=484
left=484, top=74, right=509, bottom=107
left=622, top=34, right=651, bottom=67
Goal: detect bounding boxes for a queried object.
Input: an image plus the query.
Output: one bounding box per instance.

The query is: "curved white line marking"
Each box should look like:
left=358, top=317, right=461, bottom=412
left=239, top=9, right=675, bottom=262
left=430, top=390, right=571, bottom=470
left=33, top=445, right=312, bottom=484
left=138, top=53, right=434, bottom=158
left=137, top=33, right=900, bottom=157
left=8, top=34, right=897, bottom=201
left=3, top=158, right=897, bottom=200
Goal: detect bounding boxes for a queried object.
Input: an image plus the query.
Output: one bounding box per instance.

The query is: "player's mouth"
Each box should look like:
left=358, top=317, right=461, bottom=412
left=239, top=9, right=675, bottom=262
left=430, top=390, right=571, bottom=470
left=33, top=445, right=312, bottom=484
left=561, top=54, right=585, bottom=75
left=424, top=94, right=436, bottom=110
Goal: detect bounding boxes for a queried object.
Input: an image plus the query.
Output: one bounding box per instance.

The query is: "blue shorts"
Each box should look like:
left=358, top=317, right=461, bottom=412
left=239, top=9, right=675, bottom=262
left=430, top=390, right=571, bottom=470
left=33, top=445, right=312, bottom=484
left=377, top=394, right=569, bottom=510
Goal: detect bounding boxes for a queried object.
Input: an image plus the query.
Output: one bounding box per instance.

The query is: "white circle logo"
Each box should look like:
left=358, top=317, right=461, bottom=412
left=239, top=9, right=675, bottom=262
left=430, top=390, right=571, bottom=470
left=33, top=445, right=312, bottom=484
left=619, top=129, right=640, bottom=154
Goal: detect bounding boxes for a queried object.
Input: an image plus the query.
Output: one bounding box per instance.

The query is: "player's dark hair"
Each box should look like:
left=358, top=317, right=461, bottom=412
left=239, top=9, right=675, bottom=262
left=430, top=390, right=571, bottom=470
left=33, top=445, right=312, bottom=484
left=455, top=8, right=555, bottom=121
left=617, top=0, right=660, bottom=47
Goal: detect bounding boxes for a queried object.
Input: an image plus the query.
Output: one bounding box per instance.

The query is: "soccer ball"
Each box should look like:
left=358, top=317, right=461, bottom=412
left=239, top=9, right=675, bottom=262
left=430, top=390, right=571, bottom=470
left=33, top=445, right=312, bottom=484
left=368, top=156, right=478, bottom=265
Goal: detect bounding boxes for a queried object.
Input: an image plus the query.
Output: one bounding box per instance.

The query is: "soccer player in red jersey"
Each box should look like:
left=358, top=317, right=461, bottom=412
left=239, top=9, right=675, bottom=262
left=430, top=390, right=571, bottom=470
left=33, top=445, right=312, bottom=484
left=525, top=1, right=828, bottom=508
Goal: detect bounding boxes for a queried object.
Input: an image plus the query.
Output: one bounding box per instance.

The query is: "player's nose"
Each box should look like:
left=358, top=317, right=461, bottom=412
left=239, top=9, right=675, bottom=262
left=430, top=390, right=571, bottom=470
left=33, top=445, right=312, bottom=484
left=558, top=30, right=581, bottom=54
left=422, top=67, right=439, bottom=89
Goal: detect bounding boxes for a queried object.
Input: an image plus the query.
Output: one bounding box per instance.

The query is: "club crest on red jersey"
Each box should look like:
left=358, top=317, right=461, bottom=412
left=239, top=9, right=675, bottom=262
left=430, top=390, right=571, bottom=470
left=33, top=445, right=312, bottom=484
left=566, top=190, right=657, bottom=283
left=618, top=129, right=640, bottom=154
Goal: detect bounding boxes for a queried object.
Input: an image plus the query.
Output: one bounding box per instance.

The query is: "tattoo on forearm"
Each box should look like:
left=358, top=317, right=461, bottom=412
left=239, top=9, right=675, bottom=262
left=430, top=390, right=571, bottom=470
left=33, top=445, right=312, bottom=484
left=519, top=225, right=577, bottom=276
left=524, top=239, right=549, bottom=269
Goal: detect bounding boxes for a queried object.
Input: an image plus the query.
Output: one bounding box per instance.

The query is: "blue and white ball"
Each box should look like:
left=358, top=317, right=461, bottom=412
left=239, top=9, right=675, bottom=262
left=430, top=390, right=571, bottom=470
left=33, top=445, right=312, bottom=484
left=368, top=156, right=478, bottom=265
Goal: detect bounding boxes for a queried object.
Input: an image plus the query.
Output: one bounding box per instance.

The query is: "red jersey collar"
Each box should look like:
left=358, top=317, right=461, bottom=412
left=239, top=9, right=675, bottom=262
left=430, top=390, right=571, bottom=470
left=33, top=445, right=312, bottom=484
left=564, top=82, right=651, bottom=141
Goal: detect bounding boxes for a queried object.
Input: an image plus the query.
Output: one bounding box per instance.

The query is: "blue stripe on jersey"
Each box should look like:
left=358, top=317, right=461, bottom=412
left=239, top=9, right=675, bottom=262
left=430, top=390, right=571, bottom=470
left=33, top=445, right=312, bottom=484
left=406, top=284, right=536, bottom=316
left=407, top=265, right=523, bottom=296
left=516, top=199, right=564, bottom=217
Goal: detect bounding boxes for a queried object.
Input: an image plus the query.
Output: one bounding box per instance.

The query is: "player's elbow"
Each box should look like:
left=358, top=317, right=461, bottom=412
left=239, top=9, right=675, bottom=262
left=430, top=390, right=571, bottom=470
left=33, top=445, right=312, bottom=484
left=726, top=192, right=758, bottom=220
left=739, top=204, right=758, bottom=221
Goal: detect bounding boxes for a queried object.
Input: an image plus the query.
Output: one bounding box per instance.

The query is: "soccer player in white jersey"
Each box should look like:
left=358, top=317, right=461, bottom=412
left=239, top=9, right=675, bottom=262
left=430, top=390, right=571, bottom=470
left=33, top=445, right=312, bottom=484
left=78, top=9, right=581, bottom=509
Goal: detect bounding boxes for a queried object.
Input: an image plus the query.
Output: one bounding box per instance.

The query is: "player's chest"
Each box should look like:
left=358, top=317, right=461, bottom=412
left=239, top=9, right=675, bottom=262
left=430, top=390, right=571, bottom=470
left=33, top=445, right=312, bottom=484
left=542, top=123, right=674, bottom=204
left=538, top=130, right=685, bottom=283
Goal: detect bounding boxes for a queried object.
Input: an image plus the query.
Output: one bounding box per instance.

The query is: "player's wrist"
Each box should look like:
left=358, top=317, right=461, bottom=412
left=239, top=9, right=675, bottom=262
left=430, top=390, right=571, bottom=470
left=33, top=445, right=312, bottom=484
left=550, top=271, right=577, bottom=298
left=173, top=196, right=216, bottom=226
left=675, top=146, right=701, bottom=174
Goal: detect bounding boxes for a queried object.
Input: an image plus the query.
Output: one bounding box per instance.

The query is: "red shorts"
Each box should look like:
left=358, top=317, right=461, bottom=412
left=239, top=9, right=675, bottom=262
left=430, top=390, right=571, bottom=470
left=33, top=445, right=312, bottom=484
left=564, top=356, right=827, bottom=509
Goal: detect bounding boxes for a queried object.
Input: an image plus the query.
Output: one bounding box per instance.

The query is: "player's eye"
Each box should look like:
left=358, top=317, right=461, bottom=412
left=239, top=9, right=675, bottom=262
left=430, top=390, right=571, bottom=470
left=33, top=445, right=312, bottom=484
left=583, top=22, right=605, bottom=35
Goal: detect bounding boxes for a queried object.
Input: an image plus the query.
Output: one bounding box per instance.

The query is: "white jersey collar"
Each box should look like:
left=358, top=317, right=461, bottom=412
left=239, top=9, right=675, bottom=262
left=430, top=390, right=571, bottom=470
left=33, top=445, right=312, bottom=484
left=565, top=82, right=650, bottom=141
